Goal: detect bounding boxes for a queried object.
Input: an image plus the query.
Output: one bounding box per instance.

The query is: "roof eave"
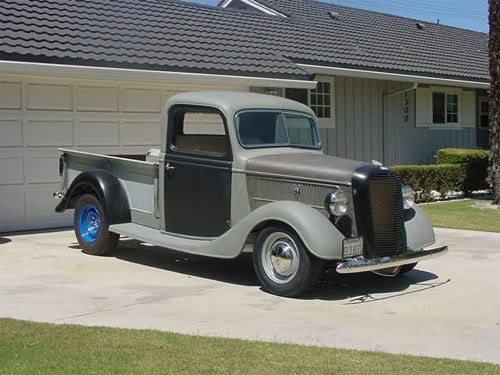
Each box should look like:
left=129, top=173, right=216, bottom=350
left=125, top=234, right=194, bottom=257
left=298, top=64, right=489, bottom=89
left=0, top=60, right=317, bottom=89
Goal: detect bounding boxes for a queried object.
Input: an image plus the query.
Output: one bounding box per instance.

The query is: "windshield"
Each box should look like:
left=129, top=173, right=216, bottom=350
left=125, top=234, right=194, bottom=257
left=236, top=111, right=321, bottom=149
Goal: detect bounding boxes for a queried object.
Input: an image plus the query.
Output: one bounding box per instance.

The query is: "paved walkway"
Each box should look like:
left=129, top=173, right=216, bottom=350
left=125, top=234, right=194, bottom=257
left=0, top=228, right=499, bottom=364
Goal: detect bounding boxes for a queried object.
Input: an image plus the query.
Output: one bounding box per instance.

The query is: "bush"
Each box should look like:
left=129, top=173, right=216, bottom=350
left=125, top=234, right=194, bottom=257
left=435, top=148, right=490, bottom=194
left=393, top=164, right=466, bottom=202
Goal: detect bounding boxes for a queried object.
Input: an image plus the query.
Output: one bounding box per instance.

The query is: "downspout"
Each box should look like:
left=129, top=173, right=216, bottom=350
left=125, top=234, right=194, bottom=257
left=382, top=82, right=418, bottom=164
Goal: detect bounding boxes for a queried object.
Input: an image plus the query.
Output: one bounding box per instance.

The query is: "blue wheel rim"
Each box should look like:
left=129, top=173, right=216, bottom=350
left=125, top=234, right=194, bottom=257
left=79, top=203, right=101, bottom=243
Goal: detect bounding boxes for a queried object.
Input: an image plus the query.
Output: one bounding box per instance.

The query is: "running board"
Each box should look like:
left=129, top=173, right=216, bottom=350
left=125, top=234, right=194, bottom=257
left=109, top=223, right=238, bottom=259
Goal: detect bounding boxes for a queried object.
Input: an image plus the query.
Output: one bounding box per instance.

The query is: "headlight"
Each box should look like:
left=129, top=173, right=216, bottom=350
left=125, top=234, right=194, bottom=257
left=402, top=185, right=415, bottom=210
left=325, top=189, right=349, bottom=216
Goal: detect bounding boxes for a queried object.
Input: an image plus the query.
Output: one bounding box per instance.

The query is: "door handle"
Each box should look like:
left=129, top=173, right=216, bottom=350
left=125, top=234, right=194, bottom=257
left=165, top=163, right=176, bottom=177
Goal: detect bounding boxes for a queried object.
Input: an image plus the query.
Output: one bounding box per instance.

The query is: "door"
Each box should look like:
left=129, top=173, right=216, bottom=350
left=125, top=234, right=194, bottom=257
left=163, top=105, right=232, bottom=237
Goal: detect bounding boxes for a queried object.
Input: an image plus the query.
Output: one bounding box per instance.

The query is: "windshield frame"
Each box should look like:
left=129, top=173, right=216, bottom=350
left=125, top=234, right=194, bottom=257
left=234, top=109, right=322, bottom=150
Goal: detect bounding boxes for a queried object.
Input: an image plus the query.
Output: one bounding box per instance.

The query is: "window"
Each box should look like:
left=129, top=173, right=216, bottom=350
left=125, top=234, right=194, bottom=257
left=236, top=111, right=320, bottom=149
left=171, top=107, right=228, bottom=155
left=284, top=88, right=308, bottom=105
left=283, top=81, right=333, bottom=120
left=480, top=99, right=489, bottom=128
left=432, top=92, right=459, bottom=125
left=310, top=81, right=332, bottom=119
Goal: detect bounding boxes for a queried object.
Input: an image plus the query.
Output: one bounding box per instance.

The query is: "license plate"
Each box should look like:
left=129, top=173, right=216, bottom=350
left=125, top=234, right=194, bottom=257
left=343, top=237, right=364, bottom=258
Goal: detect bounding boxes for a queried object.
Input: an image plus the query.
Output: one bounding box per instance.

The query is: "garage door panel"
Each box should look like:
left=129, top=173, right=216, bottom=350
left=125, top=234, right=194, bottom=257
left=76, top=120, right=119, bottom=146
left=0, top=82, right=22, bottom=109
left=26, top=83, right=72, bottom=111
left=27, top=156, right=61, bottom=184
left=0, top=119, right=23, bottom=147
left=25, top=120, right=74, bottom=146
left=0, top=156, right=24, bottom=185
left=76, top=85, right=118, bottom=112
left=120, top=88, right=161, bottom=113
left=0, top=190, right=25, bottom=230
left=26, top=186, right=62, bottom=219
left=121, top=120, right=161, bottom=146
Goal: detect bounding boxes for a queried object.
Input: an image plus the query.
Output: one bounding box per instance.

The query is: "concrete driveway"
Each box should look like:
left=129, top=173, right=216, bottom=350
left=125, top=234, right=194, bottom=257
left=1, top=228, right=499, bottom=364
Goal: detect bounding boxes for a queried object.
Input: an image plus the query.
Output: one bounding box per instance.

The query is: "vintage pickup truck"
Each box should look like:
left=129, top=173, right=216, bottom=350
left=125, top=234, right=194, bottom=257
left=55, top=91, right=447, bottom=297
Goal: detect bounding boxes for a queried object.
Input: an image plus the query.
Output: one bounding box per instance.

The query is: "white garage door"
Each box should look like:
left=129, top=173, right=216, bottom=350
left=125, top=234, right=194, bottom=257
left=0, top=74, right=247, bottom=233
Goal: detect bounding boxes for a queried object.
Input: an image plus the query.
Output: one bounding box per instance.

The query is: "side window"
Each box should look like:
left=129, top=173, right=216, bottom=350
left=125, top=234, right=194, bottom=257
left=432, top=91, right=459, bottom=125
left=479, top=99, right=489, bottom=128
left=310, top=81, right=332, bottom=119
left=171, top=107, right=228, bottom=156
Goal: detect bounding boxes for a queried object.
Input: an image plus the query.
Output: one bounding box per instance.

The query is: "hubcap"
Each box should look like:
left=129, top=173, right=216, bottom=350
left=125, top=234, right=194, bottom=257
left=79, top=203, right=101, bottom=243
left=261, top=232, right=300, bottom=284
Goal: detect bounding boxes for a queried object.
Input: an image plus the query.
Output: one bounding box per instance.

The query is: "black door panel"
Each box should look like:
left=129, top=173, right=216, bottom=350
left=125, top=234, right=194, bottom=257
left=164, top=154, right=232, bottom=237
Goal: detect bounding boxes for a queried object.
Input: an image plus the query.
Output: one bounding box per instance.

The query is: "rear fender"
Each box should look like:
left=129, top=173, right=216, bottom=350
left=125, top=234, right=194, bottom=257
left=55, top=170, right=131, bottom=225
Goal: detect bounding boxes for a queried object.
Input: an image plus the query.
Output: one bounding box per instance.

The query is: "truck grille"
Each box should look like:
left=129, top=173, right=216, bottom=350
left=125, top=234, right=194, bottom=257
left=353, top=166, right=407, bottom=258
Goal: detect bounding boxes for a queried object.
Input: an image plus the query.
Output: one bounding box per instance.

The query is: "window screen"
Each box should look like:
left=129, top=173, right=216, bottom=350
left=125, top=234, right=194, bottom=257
left=432, top=92, right=446, bottom=124
left=285, top=88, right=308, bottom=105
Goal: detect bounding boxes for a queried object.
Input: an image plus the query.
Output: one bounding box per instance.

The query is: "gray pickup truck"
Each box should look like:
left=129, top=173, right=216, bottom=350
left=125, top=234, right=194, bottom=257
left=55, top=91, right=447, bottom=297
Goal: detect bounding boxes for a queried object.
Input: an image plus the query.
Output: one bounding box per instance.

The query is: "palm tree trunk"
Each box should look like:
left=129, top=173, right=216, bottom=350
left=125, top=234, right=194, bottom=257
left=489, top=0, right=500, bottom=204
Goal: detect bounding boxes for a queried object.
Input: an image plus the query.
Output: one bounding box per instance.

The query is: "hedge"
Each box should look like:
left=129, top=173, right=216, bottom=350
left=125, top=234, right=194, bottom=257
left=435, top=148, right=490, bottom=194
left=393, top=164, right=466, bottom=202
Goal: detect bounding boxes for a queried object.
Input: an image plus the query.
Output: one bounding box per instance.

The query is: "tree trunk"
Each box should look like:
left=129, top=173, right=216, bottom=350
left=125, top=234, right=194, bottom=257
left=489, top=0, right=500, bottom=204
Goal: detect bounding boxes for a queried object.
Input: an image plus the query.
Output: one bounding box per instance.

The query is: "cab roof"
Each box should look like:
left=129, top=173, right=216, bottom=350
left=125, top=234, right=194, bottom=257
left=166, top=91, right=316, bottom=117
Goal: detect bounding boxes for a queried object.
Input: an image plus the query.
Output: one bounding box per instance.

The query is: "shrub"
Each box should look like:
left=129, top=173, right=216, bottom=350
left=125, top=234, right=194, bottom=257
left=393, top=164, right=466, bottom=202
left=435, top=148, right=490, bottom=194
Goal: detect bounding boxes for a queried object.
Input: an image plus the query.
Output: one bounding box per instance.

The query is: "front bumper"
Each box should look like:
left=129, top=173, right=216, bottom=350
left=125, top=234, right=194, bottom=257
left=335, top=244, right=448, bottom=274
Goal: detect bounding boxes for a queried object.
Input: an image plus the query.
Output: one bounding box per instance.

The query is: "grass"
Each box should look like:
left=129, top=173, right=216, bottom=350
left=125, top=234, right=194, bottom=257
left=0, top=319, right=498, bottom=375
left=420, top=199, right=500, bottom=233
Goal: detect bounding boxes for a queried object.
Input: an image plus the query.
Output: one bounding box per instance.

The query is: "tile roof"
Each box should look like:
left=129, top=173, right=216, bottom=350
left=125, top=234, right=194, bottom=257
left=0, top=0, right=489, bottom=82
left=0, top=0, right=310, bottom=80
left=260, top=0, right=489, bottom=82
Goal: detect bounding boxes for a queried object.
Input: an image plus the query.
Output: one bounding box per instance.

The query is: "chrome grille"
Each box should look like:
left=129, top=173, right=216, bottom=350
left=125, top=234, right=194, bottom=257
left=246, top=175, right=334, bottom=211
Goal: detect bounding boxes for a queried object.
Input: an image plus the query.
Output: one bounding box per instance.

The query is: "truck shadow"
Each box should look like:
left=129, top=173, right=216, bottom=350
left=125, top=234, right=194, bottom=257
left=310, top=269, right=443, bottom=302
left=71, top=239, right=443, bottom=301
left=112, top=239, right=259, bottom=287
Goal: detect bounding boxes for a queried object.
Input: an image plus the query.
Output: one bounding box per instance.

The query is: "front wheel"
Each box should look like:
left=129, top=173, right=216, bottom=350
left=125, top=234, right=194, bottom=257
left=253, top=226, right=325, bottom=297
left=74, top=194, right=119, bottom=256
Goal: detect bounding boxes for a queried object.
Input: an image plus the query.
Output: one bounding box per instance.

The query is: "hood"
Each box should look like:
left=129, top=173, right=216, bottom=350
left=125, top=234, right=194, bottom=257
left=245, top=152, right=368, bottom=185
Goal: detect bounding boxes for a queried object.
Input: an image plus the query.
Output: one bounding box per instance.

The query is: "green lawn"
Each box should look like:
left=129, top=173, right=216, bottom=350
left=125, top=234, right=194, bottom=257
left=0, top=319, right=498, bottom=375
left=420, top=199, right=500, bottom=233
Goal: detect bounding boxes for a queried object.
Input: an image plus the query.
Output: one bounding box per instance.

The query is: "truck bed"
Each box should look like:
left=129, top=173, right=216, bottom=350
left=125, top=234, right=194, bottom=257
left=59, top=148, right=160, bottom=229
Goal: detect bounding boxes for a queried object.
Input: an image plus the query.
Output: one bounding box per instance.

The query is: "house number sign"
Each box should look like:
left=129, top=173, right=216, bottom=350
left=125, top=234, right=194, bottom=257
left=403, top=92, right=410, bottom=123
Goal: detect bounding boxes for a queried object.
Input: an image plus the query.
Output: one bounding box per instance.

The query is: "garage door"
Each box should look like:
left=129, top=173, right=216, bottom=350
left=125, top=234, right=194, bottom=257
left=0, top=74, right=246, bottom=233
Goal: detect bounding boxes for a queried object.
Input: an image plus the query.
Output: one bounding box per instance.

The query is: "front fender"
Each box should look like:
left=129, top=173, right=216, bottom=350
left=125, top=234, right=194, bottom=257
left=55, top=170, right=131, bottom=225
left=204, top=201, right=345, bottom=260
left=405, top=204, right=436, bottom=250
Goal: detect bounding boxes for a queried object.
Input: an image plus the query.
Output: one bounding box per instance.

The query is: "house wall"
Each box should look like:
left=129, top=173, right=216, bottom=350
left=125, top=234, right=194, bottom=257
left=320, top=77, right=476, bottom=165
left=0, top=73, right=248, bottom=232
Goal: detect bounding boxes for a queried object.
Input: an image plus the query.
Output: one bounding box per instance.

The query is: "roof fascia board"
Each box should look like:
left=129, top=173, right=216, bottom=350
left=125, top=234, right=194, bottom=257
left=0, top=61, right=317, bottom=89
left=220, top=0, right=286, bottom=17
left=298, top=64, right=489, bottom=89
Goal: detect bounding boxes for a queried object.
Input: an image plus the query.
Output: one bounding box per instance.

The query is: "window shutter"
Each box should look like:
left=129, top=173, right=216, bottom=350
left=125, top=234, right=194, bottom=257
left=462, top=91, right=476, bottom=128
left=415, top=87, right=432, bottom=127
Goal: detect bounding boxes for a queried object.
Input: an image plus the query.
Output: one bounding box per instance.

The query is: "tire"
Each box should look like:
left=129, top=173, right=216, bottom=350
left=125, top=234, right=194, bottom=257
left=253, top=225, right=325, bottom=297
left=74, top=194, right=119, bottom=256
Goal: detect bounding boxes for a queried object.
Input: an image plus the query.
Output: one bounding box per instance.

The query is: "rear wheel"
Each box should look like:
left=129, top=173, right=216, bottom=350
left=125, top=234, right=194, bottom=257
left=253, top=226, right=324, bottom=297
left=74, top=194, right=119, bottom=256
